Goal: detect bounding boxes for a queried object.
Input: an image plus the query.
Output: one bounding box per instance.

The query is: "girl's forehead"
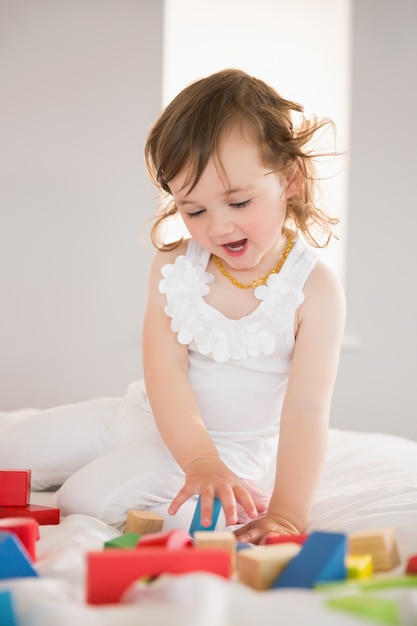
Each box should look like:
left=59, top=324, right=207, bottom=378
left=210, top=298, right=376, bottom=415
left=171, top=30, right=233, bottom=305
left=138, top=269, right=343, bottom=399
left=170, top=132, right=268, bottom=195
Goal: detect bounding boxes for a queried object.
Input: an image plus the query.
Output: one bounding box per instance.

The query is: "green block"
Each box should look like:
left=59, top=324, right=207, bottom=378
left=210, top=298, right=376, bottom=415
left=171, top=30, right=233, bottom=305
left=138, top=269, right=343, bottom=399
left=359, top=575, right=417, bottom=592
left=104, top=533, right=141, bottom=549
left=327, top=595, right=400, bottom=626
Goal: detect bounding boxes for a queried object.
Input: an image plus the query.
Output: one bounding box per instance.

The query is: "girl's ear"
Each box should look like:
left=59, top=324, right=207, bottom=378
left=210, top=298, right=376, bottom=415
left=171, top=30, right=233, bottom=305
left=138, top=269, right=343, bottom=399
left=284, top=159, right=303, bottom=199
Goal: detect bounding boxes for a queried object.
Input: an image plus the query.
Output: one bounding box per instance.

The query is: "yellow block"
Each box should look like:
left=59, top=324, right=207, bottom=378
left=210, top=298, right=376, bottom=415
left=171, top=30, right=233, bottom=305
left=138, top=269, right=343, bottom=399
left=346, top=554, right=373, bottom=579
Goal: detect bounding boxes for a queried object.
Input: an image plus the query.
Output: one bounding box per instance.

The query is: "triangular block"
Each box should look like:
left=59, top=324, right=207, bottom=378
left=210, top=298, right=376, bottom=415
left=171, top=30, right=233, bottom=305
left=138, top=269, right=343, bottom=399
left=272, top=531, right=347, bottom=588
left=0, top=531, right=38, bottom=579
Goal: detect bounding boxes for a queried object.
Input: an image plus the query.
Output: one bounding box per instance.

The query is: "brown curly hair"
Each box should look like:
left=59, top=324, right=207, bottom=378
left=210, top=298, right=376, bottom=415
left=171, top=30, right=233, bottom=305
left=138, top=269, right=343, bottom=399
left=145, top=69, right=339, bottom=250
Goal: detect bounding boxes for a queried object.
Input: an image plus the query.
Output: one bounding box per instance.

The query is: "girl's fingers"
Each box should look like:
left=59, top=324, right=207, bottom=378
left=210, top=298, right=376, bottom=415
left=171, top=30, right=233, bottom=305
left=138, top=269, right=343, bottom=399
left=233, top=484, right=259, bottom=519
left=168, top=485, right=193, bottom=515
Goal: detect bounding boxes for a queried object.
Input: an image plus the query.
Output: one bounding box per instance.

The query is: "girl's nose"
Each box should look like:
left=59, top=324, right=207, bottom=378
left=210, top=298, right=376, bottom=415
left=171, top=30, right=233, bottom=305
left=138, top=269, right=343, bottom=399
left=207, top=211, right=234, bottom=238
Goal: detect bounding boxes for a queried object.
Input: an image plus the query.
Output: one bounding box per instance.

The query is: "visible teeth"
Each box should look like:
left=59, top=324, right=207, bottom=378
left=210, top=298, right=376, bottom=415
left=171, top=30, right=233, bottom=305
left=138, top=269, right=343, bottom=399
left=226, top=242, right=245, bottom=251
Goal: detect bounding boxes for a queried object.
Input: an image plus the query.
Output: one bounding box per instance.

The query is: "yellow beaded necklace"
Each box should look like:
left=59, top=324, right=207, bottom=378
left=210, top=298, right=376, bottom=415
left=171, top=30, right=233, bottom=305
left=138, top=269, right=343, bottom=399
left=211, top=234, right=295, bottom=289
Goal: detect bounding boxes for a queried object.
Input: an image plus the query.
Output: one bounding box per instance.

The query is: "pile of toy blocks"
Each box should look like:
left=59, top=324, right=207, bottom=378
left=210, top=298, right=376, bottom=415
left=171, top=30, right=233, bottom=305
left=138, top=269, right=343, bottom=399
left=0, top=469, right=60, bottom=525
left=0, top=469, right=61, bottom=625
left=85, top=496, right=417, bottom=624
left=1, top=474, right=417, bottom=625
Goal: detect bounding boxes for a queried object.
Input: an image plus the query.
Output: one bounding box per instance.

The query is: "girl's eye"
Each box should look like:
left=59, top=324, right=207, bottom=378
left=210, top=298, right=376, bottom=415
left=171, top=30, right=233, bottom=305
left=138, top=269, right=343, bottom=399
left=230, top=199, right=251, bottom=209
left=186, top=209, right=205, bottom=218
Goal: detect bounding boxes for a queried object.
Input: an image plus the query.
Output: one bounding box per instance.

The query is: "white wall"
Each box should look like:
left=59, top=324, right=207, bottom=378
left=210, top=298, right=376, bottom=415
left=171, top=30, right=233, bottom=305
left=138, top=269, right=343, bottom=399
left=331, top=0, right=417, bottom=441
left=2, top=0, right=415, bottom=442
left=0, top=0, right=162, bottom=408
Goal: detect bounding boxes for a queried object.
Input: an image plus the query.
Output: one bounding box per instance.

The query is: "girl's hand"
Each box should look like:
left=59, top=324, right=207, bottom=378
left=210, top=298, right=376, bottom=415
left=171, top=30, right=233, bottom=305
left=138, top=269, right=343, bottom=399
left=233, top=514, right=301, bottom=545
left=168, top=457, right=266, bottom=527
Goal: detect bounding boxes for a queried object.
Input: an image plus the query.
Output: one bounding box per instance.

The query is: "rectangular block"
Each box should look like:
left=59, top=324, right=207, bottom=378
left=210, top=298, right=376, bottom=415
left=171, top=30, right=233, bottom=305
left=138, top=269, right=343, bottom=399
left=264, top=533, right=309, bottom=546
left=125, top=510, right=164, bottom=535
left=104, top=533, right=141, bottom=549
left=86, top=547, right=231, bottom=604
left=0, top=590, right=17, bottom=626
left=0, top=470, right=31, bottom=506
left=194, top=530, right=236, bottom=570
left=0, top=504, right=60, bottom=525
left=238, top=543, right=301, bottom=590
left=189, top=496, right=222, bottom=536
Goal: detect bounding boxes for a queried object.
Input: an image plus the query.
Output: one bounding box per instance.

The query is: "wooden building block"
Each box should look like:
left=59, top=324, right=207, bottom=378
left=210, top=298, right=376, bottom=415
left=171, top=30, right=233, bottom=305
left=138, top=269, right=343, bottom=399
left=406, top=554, right=417, bottom=575
left=125, top=510, right=164, bottom=535
left=189, top=496, right=222, bottom=536
left=0, top=470, right=31, bottom=506
left=86, top=547, right=232, bottom=604
left=346, top=554, right=373, bottom=579
left=194, top=530, right=237, bottom=570
left=0, top=517, right=39, bottom=561
left=238, top=543, right=301, bottom=590
left=138, top=529, right=192, bottom=549
left=0, top=531, right=38, bottom=579
left=272, top=531, right=347, bottom=589
left=348, top=528, right=400, bottom=572
left=0, top=504, right=60, bottom=525
left=0, top=590, right=17, bottom=626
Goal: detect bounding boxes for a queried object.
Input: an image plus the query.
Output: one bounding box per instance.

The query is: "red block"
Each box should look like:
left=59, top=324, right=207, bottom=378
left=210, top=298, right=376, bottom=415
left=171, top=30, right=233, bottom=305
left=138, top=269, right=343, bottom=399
left=0, top=504, right=60, bottom=525
left=0, top=470, right=31, bottom=506
left=0, top=517, right=39, bottom=561
left=138, top=529, right=192, bottom=549
left=86, top=547, right=232, bottom=604
left=406, top=554, right=417, bottom=575
left=264, top=533, right=309, bottom=546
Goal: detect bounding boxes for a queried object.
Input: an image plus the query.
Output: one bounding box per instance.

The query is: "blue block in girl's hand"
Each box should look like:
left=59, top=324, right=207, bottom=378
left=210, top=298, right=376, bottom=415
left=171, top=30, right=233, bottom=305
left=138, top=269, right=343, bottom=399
left=189, top=496, right=222, bottom=536
left=0, top=590, right=17, bottom=626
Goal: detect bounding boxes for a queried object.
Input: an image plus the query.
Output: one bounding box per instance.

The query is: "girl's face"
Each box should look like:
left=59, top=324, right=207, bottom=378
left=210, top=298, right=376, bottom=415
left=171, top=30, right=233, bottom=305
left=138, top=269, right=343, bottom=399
left=168, top=130, right=300, bottom=273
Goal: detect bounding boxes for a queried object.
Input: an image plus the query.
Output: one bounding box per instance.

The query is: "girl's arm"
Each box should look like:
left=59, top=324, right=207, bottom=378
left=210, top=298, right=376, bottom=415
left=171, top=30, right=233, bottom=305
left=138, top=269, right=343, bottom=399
left=142, top=248, right=261, bottom=526
left=234, top=261, right=346, bottom=544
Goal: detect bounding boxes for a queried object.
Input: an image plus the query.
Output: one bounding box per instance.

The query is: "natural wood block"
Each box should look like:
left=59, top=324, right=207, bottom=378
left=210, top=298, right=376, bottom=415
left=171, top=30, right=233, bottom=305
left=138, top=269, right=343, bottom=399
left=238, top=543, right=301, bottom=590
left=348, top=528, right=400, bottom=572
left=124, top=510, right=164, bottom=535
left=194, top=530, right=236, bottom=569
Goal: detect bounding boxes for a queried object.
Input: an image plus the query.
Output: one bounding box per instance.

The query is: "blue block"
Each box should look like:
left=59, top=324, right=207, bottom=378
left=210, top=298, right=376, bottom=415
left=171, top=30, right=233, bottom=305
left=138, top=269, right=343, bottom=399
left=272, top=531, right=347, bottom=588
left=0, top=591, right=17, bottom=626
left=0, top=531, right=38, bottom=579
left=189, top=496, right=222, bottom=536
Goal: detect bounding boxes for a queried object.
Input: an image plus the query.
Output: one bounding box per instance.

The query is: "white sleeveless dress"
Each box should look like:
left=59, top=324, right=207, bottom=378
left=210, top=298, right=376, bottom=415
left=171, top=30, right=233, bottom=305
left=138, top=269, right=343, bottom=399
left=0, top=237, right=317, bottom=529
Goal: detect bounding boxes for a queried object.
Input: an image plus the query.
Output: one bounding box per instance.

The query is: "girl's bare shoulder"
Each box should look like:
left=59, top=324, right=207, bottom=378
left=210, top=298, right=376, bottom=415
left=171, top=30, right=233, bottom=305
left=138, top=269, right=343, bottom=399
left=302, top=259, right=346, bottom=321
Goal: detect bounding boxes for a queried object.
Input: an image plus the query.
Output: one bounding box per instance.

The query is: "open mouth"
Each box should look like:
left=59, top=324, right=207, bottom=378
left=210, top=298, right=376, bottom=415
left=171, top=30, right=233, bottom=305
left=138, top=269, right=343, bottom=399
left=222, top=239, right=247, bottom=255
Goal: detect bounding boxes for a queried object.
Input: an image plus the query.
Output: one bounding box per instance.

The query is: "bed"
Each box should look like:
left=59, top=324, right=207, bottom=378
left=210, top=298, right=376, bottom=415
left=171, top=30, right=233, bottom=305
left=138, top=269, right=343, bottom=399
left=1, top=422, right=417, bottom=625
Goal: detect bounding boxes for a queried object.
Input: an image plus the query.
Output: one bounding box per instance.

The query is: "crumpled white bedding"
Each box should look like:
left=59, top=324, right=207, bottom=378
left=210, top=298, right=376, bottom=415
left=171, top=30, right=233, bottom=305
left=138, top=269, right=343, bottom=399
left=1, top=426, right=417, bottom=625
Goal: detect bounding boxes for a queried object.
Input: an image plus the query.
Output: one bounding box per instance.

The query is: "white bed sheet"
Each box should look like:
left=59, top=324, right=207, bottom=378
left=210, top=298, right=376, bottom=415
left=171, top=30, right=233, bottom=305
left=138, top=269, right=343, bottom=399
left=1, top=427, right=417, bottom=625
